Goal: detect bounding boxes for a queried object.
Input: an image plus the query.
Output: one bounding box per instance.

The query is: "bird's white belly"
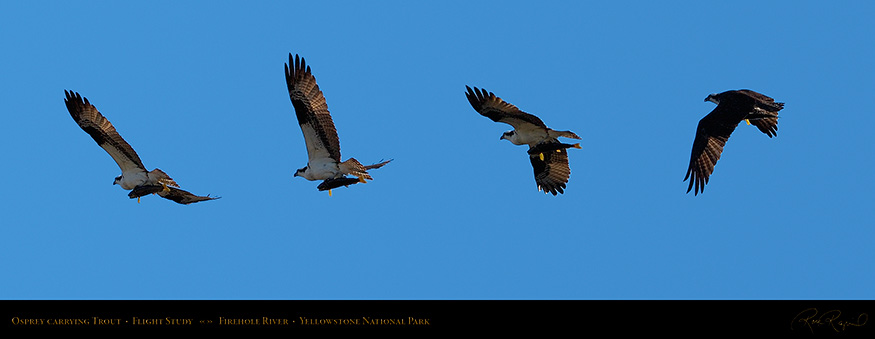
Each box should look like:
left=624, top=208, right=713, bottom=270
left=514, top=129, right=549, bottom=146
left=304, top=159, right=341, bottom=180
left=118, top=171, right=149, bottom=190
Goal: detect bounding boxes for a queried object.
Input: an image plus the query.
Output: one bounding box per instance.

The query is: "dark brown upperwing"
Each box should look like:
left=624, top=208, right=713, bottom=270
left=285, top=53, right=342, bottom=162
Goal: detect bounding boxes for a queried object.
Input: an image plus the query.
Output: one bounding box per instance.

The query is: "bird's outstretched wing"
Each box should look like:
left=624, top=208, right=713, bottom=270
left=128, top=185, right=220, bottom=204
left=285, top=53, right=342, bottom=163
left=529, top=141, right=572, bottom=195
left=684, top=108, right=739, bottom=195
left=465, top=86, right=546, bottom=130
left=748, top=117, right=779, bottom=138
left=364, top=159, right=392, bottom=170
left=64, top=90, right=146, bottom=174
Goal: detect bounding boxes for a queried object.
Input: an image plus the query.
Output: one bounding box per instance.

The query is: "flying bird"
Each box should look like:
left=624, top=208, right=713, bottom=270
left=64, top=90, right=219, bottom=204
left=684, top=89, right=784, bottom=195
left=465, top=86, right=581, bottom=195
left=284, top=53, right=391, bottom=195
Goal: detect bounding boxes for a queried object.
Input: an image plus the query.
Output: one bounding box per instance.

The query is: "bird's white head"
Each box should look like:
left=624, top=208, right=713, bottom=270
left=500, top=130, right=526, bottom=145
left=113, top=175, right=122, bottom=185
left=294, top=166, right=307, bottom=178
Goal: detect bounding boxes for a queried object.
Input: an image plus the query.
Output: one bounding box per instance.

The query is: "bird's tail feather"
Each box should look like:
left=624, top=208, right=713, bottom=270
left=339, top=158, right=373, bottom=181
left=549, top=130, right=581, bottom=140
left=149, top=168, right=179, bottom=188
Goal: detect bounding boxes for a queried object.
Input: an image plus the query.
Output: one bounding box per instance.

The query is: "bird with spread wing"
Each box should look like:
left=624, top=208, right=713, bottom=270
left=466, top=86, right=581, bottom=195
left=684, top=89, right=784, bottom=195
left=285, top=53, right=391, bottom=195
left=64, top=90, right=219, bottom=204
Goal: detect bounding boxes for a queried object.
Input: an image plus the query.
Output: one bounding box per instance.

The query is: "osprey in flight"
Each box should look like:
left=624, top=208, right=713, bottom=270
left=64, top=90, right=219, bottom=204
left=284, top=53, right=391, bottom=195
left=465, top=86, right=581, bottom=195
left=684, top=89, right=784, bottom=195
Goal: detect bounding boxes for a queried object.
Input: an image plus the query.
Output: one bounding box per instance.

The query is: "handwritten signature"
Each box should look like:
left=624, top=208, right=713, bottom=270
left=791, top=308, right=868, bottom=333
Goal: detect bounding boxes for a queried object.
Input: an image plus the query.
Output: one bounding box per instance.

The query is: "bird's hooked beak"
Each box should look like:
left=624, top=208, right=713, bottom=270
left=705, top=94, right=719, bottom=104
left=294, top=166, right=307, bottom=178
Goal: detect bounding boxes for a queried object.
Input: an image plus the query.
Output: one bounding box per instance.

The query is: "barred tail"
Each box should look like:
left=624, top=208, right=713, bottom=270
left=149, top=168, right=179, bottom=188
left=339, top=158, right=373, bottom=181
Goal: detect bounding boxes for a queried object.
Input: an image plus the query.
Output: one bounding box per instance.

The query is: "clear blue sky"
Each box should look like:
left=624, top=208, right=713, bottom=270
left=1, top=1, right=873, bottom=299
